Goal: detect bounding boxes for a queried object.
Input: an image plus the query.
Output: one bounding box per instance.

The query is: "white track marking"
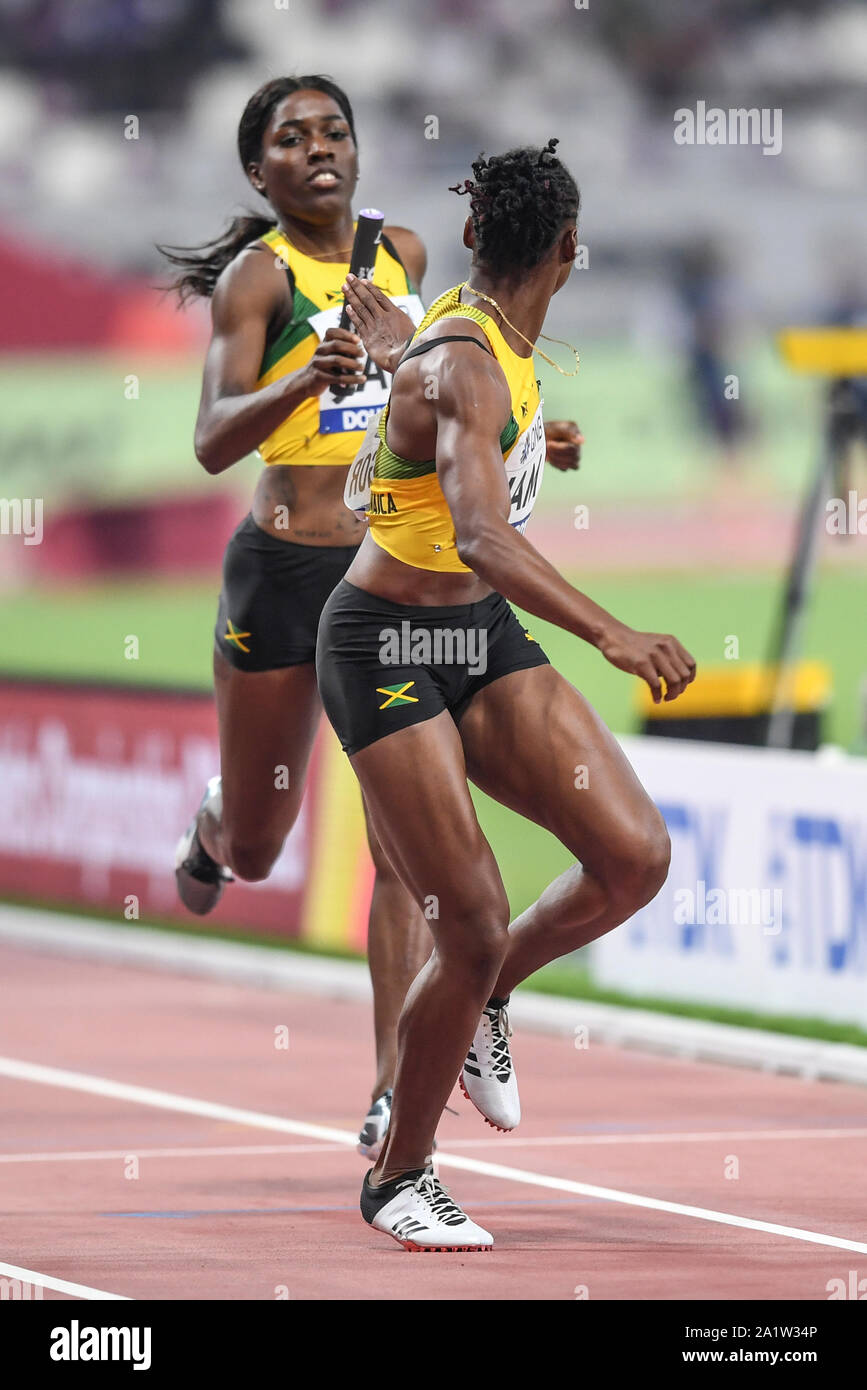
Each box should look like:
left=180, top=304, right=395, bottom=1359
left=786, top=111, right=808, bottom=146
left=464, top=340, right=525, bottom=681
left=0, top=1142, right=350, bottom=1164
left=443, top=1127, right=867, bottom=1150
left=2, top=1127, right=866, bottom=1166
left=0, top=1056, right=356, bottom=1145
left=433, top=1153, right=867, bottom=1254
left=3, top=1054, right=867, bottom=1255
left=0, top=1259, right=129, bottom=1300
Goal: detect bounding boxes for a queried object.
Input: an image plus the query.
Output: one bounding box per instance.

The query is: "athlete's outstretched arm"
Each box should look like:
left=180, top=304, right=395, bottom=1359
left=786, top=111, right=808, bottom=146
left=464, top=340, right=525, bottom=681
left=434, top=347, right=696, bottom=703
left=194, top=249, right=366, bottom=474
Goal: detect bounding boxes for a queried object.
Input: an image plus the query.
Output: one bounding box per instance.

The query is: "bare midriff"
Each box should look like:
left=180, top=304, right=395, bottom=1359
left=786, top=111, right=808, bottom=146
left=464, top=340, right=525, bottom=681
left=345, top=531, right=494, bottom=606
left=252, top=463, right=367, bottom=546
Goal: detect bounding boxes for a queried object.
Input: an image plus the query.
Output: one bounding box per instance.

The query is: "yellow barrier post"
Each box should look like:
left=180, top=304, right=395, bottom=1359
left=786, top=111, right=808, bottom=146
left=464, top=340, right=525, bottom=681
left=766, top=327, right=867, bottom=748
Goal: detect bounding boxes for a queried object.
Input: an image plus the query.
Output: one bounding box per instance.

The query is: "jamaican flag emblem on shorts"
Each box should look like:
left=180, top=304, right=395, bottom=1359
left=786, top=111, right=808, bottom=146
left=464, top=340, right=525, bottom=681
left=377, top=681, right=419, bottom=710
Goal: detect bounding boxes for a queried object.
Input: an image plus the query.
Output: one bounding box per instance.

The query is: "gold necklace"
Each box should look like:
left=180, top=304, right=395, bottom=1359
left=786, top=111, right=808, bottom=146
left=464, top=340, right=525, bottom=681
left=275, top=225, right=354, bottom=261
left=460, top=282, right=580, bottom=376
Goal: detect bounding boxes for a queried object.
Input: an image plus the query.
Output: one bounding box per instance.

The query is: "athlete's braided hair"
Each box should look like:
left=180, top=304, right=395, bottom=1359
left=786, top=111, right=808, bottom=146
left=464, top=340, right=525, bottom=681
left=159, top=76, right=357, bottom=302
left=450, top=138, right=579, bottom=277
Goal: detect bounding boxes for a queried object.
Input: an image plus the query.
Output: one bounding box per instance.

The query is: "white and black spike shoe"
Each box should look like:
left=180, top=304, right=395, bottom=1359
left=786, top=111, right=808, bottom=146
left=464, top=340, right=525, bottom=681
left=174, top=776, right=233, bottom=916
left=357, top=1089, right=392, bottom=1161
left=357, top=1091, right=438, bottom=1162
left=459, top=996, right=520, bottom=1132
left=361, top=1167, right=493, bottom=1252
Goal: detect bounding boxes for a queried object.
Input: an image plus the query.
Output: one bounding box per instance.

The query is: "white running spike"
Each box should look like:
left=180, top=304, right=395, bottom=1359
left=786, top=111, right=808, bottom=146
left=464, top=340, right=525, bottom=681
left=357, top=1090, right=392, bottom=1161
left=365, top=1171, right=493, bottom=1251
left=461, top=1003, right=521, bottom=1131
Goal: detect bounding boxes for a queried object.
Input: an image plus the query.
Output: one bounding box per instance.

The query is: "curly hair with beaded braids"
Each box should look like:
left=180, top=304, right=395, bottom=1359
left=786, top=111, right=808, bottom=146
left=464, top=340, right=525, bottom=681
left=450, top=138, right=579, bottom=278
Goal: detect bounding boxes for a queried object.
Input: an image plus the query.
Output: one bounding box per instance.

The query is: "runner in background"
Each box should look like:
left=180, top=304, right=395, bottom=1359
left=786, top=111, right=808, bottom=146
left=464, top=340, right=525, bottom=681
left=160, top=75, right=429, bottom=1156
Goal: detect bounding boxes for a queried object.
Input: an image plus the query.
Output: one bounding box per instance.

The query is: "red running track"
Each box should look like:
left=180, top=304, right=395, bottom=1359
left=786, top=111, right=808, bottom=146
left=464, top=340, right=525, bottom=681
left=1, top=941, right=866, bottom=1301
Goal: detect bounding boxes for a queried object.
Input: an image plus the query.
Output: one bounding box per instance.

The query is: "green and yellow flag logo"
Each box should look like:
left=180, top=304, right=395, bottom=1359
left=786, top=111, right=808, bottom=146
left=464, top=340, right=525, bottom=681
left=225, top=619, right=251, bottom=653
left=377, top=681, right=418, bottom=709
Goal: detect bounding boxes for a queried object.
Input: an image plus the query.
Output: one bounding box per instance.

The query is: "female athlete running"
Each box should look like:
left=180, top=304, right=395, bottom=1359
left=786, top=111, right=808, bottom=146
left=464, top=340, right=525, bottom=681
left=162, top=79, right=585, bottom=1158
left=160, top=75, right=431, bottom=1152
left=318, top=140, right=696, bottom=1250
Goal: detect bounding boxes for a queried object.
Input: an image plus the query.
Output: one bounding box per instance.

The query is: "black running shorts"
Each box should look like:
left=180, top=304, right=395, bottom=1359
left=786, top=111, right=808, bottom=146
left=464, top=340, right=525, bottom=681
left=214, top=514, right=359, bottom=672
left=316, top=579, right=550, bottom=756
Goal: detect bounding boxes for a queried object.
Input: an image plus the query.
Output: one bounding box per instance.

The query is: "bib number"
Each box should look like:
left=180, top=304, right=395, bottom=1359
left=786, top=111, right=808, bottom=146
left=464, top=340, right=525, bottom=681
left=506, top=402, right=546, bottom=532
left=343, top=411, right=382, bottom=514
left=310, top=293, right=425, bottom=435
left=345, top=400, right=548, bottom=523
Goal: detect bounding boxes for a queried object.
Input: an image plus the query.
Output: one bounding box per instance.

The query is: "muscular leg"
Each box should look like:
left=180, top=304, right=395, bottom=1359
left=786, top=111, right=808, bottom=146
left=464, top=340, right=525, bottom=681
left=201, top=648, right=431, bottom=1122
left=457, top=664, right=670, bottom=997
left=201, top=644, right=431, bottom=1107
left=198, top=647, right=322, bottom=881
left=350, top=714, right=511, bottom=1183
left=361, top=797, right=431, bottom=1103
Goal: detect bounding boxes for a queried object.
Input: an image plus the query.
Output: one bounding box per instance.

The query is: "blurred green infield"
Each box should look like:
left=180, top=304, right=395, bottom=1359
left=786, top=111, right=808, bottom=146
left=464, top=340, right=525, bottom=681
left=3, top=566, right=864, bottom=923
left=0, top=342, right=819, bottom=508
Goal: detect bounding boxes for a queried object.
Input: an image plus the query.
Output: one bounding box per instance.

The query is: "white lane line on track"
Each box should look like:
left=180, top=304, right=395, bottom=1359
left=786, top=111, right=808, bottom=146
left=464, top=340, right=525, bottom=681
left=446, top=1127, right=867, bottom=1149
left=3, top=1127, right=867, bottom=1166
left=3, top=1054, right=867, bottom=1256
left=434, top=1153, right=867, bottom=1254
left=0, top=1056, right=355, bottom=1143
left=0, top=1143, right=350, bottom=1164
left=0, top=1259, right=129, bottom=1301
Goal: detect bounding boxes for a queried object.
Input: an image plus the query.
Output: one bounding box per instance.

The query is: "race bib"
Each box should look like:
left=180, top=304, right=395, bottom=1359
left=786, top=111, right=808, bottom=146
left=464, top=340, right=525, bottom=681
left=310, top=293, right=425, bottom=435
left=344, top=398, right=548, bottom=523
left=506, top=401, right=546, bottom=534
left=343, top=410, right=382, bottom=514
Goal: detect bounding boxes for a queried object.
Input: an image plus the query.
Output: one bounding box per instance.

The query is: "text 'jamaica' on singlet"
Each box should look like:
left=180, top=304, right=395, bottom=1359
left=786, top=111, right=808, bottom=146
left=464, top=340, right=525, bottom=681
left=255, top=226, right=424, bottom=465
left=352, top=285, right=546, bottom=573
